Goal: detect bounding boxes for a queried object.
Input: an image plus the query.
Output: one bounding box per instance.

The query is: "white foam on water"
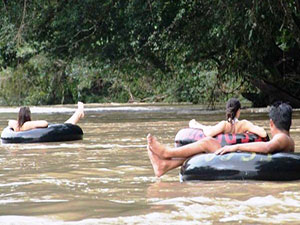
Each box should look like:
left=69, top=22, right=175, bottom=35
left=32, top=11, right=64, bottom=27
left=0, top=216, right=59, bottom=225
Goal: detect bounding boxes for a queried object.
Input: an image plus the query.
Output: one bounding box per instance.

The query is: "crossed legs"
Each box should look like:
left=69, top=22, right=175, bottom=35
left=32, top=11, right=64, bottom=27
left=147, top=134, right=221, bottom=177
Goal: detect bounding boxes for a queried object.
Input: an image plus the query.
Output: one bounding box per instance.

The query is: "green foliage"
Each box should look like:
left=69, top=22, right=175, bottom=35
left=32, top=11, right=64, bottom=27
left=0, top=0, right=299, bottom=106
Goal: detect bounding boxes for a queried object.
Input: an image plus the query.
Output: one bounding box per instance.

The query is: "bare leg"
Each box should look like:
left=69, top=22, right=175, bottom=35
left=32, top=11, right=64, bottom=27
left=65, top=102, right=84, bottom=124
left=147, top=134, right=220, bottom=159
left=147, top=147, right=185, bottom=177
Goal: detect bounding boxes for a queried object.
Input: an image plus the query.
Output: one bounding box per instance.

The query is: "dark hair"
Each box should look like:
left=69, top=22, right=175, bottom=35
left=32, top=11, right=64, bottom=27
left=226, top=98, right=241, bottom=123
left=18, top=107, right=31, bottom=128
left=269, top=102, right=292, bottom=131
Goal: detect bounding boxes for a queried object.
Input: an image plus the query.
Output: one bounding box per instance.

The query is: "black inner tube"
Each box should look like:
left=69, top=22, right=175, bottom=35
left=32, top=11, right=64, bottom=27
left=180, top=152, right=300, bottom=181
left=1, top=123, right=83, bottom=144
left=175, top=128, right=299, bottom=181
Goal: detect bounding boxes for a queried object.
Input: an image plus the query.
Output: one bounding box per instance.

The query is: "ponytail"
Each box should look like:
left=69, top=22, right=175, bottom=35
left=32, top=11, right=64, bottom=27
left=18, top=107, right=31, bottom=128
left=226, top=98, right=241, bottom=123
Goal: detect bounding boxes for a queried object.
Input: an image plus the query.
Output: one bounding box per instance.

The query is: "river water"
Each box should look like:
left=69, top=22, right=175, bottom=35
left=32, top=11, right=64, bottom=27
left=0, top=104, right=299, bottom=225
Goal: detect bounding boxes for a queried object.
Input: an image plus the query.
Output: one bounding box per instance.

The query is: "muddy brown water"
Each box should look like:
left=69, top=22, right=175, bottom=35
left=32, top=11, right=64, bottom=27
left=0, top=104, right=299, bottom=224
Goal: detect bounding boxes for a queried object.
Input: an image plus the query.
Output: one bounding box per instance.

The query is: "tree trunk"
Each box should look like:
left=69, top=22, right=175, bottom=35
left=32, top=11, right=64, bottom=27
left=249, top=79, right=300, bottom=108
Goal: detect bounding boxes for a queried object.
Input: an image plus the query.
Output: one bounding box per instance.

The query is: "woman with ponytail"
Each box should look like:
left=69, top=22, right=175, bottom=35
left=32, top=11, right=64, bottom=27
left=146, top=98, right=267, bottom=177
left=8, top=102, right=84, bottom=132
left=189, top=98, right=266, bottom=137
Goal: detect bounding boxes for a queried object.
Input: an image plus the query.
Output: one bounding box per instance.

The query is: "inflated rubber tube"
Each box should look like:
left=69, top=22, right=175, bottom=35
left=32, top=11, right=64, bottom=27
left=175, top=128, right=300, bottom=181
left=175, top=128, right=269, bottom=147
left=1, top=123, right=83, bottom=144
left=180, top=152, right=300, bottom=181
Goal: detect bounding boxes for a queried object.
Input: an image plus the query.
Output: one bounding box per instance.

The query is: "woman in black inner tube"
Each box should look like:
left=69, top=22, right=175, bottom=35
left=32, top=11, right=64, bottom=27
left=8, top=102, right=84, bottom=132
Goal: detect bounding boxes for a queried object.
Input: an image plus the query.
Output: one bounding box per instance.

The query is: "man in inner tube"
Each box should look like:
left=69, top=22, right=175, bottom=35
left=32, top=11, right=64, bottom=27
left=215, top=102, right=294, bottom=155
left=146, top=102, right=294, bottom=177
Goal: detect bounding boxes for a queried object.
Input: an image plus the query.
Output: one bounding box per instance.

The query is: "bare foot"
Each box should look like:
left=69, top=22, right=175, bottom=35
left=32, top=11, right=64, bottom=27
left=147, top=146, right=186, bottom=177
left=189, top=119, right=198, bottom=128
left=147, top=134, right=170, bottom=159
left=189, top=119, right=204, bottom=129
left=77, top=102, right=84, bottom=119
left=147, top=146, right=168, bottom=177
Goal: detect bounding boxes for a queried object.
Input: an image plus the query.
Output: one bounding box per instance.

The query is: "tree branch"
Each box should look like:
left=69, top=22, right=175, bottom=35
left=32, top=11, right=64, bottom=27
left=15, top=0, right=27, bottom=47
left=2, top=0, right=7, bottom=12
left=250, top=78, right=300, bottom=107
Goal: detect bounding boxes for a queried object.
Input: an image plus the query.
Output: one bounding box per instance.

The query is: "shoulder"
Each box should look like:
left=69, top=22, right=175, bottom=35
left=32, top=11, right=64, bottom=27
left=238, top=119, right=253, bottom=129
left=271, top=133, right=290, bottom=141
left=220, top=120, right=232, bottom=133
left=270, top=133, right=294, bottom=152
left=21, top=120, right=48, bottom=131
left=239, top=119, right=252, bottom=125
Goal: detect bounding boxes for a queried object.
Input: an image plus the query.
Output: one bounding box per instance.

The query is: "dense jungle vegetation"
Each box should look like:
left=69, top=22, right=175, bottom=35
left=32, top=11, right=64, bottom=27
left=0, top=1, right=299, bottom=107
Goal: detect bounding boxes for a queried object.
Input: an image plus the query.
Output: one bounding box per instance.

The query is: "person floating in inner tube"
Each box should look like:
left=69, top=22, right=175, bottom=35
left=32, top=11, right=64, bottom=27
left=215, top=102, right=294, bottom=155
left=8, top=102, right=84, bottom=132
left=189, top=98, right=267, bottom=137
left=146, top=100, right=294, bottom=177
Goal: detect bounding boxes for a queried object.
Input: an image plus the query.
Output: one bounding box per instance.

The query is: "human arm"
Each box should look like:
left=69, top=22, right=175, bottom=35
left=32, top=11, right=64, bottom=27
left=241, top=120, right=267, bottom=137
left=189, top=119, right=226, bottom=137
left=20, top=120, right=48, bottom=131
left=215, top=133, right=293, bottom=154
left=8, top=120, right=18, bottom=131
left=202, top=121, right=226, bottom=137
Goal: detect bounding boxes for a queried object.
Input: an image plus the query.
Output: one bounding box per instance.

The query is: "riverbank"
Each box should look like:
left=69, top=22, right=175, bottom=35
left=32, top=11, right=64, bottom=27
left=0, top=102, right=284, bottom=114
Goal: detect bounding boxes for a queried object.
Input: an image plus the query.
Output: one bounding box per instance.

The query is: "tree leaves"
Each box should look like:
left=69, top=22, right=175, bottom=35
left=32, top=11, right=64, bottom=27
left=0, top=0, right=299, bottom=106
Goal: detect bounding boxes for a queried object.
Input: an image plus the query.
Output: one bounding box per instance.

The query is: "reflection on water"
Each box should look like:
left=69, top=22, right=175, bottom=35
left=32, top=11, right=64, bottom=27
left=0, top=104, right=299, bottom=224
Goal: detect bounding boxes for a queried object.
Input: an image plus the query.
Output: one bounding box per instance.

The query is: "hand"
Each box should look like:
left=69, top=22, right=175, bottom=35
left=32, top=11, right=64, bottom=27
left=215, top=145, right=238, bottom=155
